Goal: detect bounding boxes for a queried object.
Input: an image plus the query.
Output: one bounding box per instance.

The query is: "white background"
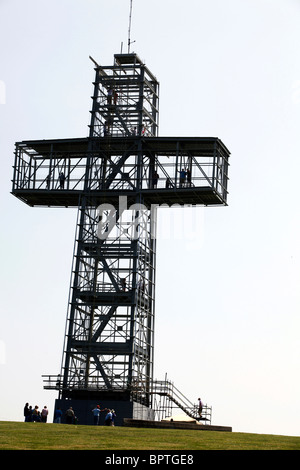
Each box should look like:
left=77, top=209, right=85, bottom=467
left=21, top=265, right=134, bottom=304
left=0, top=0, right=300, bottom=437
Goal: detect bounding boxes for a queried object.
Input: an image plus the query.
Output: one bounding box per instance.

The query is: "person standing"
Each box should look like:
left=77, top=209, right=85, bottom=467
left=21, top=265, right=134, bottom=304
left=41, top=406, right=48, bottom=423
left=24, top=403, right=30, bottom=422
left=92, top=405, right=101, bottom=425
left=59, top=172, right=65, bottom=189
left=113, top=90, right=118, bottom=105
left=104, top=409, right=113, bottom=426
left=178, top=168, right=186, bottom=187
left=152, top=170, right=159, bottom=188
left=198, top=398, right=203, bottom=417
left=54, top=408, right=62, bottom=423
left=186, top=168, right=191, bottom=186
left=111, top=409, right=116, bottom=426
left=32, top=405, right=41, bottom=422
left=27, top=406, right=33, bottom=422
left=65, top=406, right=75, bottom=424
left=107, top=88, right=113, bottom=105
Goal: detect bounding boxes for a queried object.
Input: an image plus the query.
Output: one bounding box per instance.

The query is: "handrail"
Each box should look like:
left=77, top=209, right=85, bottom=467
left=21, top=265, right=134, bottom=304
left=42, top=374, right=212, bottom=424
left=134, top=378, right=212, bottom=424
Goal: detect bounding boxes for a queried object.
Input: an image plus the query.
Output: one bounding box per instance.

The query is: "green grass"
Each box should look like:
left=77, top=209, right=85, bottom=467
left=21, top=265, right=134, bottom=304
left=0, top=421, right=300, bottom=450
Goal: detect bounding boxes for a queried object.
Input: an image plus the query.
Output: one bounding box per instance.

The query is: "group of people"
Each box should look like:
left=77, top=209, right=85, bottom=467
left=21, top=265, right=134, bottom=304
left=24, top=403, right=49, bottom=423
left=153, top=167, right=192, bottom=189
left=178, top=168, right=192, bottom=187
left=24, top=402, right=117, bottom=426
left=53, top=163, right=192, bottom=193
left=47, top=164, right=193, bottom=194
left=62, top=405, right=116, bottom=426
left=46, top=171, right=66, bottom=190
left=92, top=405, right=116, bottom=426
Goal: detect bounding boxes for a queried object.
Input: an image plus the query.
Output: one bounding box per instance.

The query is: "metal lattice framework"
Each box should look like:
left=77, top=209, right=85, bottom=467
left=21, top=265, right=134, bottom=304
left=61, top=195, right=156, bottom=402
left=12, top=53, right=230, bottom=417
left=90, top=53, right=159, bottom=138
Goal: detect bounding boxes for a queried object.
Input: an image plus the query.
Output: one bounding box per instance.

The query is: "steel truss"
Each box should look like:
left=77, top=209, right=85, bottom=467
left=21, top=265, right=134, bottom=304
left=12, top=136, right=229, bottom=207
left=60, top=193, right=156, bottom=402
left=90, top=53, right=159, bottom=138
left=12, top=53, right=230, bottom=422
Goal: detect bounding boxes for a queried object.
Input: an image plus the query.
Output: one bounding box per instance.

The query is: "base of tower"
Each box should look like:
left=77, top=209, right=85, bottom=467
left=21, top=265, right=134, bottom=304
left=53, top=398, right=155, bottom=426
left=124, top=418, right=232, bottom=433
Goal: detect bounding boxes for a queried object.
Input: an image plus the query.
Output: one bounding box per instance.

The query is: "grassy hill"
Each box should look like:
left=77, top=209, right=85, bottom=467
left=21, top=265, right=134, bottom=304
left=0, top=421, right=299, bottom=451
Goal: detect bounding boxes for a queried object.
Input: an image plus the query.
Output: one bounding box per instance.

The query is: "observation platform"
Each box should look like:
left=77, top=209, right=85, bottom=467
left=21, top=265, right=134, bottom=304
left=12, top=136, right=230, bottom=208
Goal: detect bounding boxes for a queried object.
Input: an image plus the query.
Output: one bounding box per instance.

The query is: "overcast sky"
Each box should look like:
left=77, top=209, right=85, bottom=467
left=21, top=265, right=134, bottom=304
left=0, top=0, right=300, bottom=437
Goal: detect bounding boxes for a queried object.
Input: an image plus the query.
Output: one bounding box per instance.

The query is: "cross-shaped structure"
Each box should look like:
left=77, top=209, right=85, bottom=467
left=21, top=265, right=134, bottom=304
left=12, top=53, right=230, bottom=425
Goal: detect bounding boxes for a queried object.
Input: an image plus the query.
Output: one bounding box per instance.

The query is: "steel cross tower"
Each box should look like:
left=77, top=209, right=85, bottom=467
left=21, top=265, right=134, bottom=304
left=12, top=53, right=230, bottom=424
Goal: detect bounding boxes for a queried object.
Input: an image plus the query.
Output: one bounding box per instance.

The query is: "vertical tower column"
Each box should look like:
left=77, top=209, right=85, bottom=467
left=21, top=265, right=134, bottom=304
left=58, top=54, right=159, bottom=421
left=61, top=197, right=157, bottom=398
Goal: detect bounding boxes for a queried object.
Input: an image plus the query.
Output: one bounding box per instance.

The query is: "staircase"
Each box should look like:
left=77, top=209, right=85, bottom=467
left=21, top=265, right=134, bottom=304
left=132, top=377, right=212, bottom=424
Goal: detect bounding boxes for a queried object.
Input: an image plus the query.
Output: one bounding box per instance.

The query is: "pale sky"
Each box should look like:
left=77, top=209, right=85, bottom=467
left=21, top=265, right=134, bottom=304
left=0, top=0, right=300, bottom=437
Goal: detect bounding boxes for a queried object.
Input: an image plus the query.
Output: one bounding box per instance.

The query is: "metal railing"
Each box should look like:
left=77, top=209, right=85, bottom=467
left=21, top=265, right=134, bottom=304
left=149, top=379, right=212, bottom=424
left=131, top=377, right=212, bottom=424
left=12, top=141, right=229, bottom=204
left=42, top=374, right=212, bottom=424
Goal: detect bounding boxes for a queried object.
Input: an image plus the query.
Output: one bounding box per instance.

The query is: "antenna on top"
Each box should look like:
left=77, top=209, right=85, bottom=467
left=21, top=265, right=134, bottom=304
left=128, top=0, right=135, bottom=53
